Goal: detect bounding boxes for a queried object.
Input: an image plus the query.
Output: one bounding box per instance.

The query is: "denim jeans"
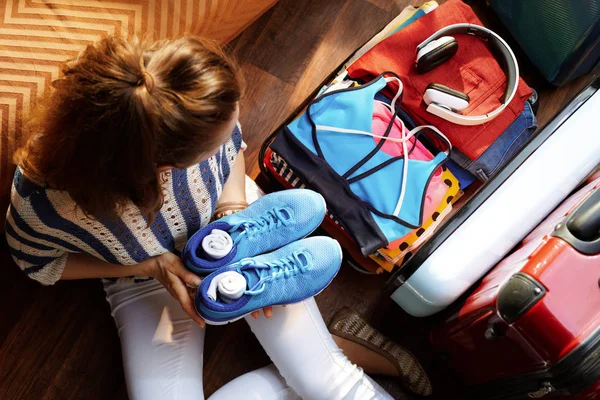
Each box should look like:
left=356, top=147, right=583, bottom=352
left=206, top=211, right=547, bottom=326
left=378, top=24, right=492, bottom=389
left=452, top=100, right=538, bottom=182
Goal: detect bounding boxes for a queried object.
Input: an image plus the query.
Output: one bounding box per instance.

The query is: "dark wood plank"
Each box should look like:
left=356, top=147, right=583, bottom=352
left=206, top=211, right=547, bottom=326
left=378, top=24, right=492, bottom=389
left=232, top=0, right=349, bottom=85
left=366, top=0, right=403, bottom=12
left=228, top=63, right=294, bottom=176
left=0, top=259, right=126, bottom=400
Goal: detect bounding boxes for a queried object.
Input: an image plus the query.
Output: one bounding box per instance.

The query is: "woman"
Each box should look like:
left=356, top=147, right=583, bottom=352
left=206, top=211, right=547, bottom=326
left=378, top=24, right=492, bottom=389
left=6, top=36, right=425, bottom=399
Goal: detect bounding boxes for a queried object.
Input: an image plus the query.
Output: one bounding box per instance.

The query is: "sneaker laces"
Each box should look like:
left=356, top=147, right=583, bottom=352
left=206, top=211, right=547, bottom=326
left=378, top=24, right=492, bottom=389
left=230, top=208, right=291, bottom=245
left=238, top=251, right=310, bottom=296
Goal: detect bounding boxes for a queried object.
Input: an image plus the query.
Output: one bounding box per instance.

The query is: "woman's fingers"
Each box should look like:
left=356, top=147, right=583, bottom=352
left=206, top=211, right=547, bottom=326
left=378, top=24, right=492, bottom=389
left=249, top=306, right=273, bottom=319
left=187, top=285, right=196, bottom=298
left=183, top=271, right=202, bottom=288
left=263, top=306, right=273, bottom=318
left=170, top=273, right=205, bottom=328
left=170, top=256, right=202, bottom=287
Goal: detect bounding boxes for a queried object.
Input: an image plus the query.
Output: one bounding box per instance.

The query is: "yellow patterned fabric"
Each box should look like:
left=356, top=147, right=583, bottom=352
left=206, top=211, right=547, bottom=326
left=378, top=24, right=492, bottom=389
left=370, top=166, right=461, bottom=272
left=0, top=0, right=277, bottom=220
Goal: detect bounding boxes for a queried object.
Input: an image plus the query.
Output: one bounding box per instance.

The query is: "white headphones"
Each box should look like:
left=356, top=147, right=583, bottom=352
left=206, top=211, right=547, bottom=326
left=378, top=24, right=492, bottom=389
left=415, top=23, right=519, bottom=126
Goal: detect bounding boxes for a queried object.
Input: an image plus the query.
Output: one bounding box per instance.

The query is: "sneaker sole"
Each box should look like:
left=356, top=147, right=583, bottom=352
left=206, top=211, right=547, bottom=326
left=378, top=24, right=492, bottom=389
left=200, top=238, right=343, bottom=326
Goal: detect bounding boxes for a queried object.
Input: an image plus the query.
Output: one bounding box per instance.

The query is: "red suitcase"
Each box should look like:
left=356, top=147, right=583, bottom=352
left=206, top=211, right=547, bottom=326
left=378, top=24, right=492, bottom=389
left=430, top=174, right=600, bottom=400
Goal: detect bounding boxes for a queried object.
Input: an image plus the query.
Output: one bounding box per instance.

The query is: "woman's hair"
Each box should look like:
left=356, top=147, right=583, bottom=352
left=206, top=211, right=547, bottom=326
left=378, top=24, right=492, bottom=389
left=15, top=36, right=241, bottom=220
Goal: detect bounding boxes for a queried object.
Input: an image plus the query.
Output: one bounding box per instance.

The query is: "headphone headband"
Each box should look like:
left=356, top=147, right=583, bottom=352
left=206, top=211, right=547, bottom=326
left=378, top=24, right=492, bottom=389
left=417, top=24, right=493, bottom=51
left=417, top=24, right=519, bottom=126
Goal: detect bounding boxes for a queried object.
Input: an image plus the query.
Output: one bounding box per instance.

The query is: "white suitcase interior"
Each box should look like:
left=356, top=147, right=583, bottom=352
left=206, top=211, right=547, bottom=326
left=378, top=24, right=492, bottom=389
left=389, top=80, right=600, bottom=317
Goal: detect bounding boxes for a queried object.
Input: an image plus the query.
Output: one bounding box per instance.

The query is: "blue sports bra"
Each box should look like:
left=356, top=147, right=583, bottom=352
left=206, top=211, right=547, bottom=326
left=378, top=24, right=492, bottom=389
left=272, top=72, right=451, bottom=254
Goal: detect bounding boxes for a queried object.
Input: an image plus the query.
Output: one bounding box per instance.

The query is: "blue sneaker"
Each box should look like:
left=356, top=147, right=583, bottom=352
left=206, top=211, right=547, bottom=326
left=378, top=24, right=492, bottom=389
left=195, top=236, right=342, bottom=325
left=182, top=189, right=327, bottom=275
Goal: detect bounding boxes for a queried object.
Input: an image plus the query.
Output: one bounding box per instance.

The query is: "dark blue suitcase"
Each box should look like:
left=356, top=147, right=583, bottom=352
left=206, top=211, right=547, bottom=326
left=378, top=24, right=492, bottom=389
left=488, top=0, right=600, bottom=86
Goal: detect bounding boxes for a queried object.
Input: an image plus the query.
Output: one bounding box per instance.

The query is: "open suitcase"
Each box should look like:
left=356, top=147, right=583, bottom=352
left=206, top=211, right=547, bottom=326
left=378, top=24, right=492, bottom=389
left=258, top=0, right=600, bottom=318
left=386, top=79, right=600, bottom=317
left=429, top=173, right=600, bottom=400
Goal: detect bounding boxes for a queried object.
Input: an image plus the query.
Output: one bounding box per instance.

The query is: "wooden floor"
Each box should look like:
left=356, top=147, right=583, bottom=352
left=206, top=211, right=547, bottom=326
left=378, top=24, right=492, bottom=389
left=0, top=0, right=597, bottom=399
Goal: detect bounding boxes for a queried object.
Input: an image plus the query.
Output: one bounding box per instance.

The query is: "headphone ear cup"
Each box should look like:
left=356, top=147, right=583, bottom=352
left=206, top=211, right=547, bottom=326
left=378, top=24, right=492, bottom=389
left=423, top=83, right=470, bottom=112
left=416, top=36, right=459, bottom=74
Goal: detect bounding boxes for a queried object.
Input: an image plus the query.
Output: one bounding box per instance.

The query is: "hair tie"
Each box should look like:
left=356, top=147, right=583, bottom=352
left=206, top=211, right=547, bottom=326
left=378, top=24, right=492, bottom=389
left=138, top=70, right=155, bottom=93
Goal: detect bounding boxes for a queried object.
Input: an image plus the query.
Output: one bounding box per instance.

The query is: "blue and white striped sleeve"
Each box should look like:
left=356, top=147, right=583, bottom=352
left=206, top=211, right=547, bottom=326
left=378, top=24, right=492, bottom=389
left=5, top=205, right=69, bottom=286
left=236, top=122, right=247, bottom=151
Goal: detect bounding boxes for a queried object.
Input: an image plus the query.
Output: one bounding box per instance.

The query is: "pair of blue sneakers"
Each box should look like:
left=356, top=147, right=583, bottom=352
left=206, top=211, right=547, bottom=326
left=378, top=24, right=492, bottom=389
left=182, top=189, right=342, bottom=325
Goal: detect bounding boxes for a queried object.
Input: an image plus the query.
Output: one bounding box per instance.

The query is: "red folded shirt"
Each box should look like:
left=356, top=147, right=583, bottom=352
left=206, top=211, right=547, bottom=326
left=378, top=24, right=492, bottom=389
left=347, top=0, right=533, bottom=161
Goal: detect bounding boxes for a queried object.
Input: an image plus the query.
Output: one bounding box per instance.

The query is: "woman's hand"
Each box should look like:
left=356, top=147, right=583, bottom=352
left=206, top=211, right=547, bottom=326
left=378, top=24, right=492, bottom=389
left=144, top=252, right=206, bottom=328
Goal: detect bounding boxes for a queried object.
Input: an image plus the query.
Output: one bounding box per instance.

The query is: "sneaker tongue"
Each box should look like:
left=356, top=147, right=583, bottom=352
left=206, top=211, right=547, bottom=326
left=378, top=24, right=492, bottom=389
left=228, top=228, right=243, bottom=243
left=296, top=252, right=309, bottom=267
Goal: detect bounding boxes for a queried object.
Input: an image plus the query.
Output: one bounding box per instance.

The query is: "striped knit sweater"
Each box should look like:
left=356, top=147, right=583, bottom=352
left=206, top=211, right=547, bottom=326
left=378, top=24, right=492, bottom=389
left=5, top=125, right=243, bottom=286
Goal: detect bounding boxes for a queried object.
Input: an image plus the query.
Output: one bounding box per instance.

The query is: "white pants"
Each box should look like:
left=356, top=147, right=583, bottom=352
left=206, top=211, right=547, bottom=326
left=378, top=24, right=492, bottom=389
left=104, top=279, right=393, bottom=400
